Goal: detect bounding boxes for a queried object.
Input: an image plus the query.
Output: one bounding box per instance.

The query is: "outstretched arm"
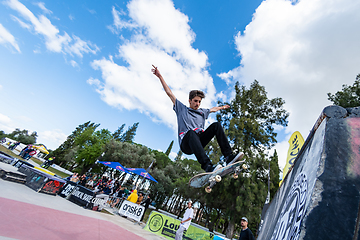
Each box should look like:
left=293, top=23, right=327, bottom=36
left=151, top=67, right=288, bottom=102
left=210, top=105, right=230, bottom=113
left=152, top=65, right=176, bottom=105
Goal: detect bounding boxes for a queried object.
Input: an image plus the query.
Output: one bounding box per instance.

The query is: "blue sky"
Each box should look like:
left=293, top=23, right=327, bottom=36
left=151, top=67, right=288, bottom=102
left=1, top=0, right=360, bottom=170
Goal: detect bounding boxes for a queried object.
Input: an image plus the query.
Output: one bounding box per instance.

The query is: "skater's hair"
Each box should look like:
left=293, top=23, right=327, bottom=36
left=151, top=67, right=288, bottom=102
left=189, top=90, right=205, bottom=100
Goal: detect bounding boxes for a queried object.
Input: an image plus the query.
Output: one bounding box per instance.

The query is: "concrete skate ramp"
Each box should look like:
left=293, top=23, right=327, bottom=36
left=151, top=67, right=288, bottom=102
left=257, top=105, right=360, bottom=240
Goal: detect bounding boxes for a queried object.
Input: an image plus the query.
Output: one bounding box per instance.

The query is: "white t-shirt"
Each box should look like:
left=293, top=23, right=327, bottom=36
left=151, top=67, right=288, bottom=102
left=181, top=207, right=194, bottom=229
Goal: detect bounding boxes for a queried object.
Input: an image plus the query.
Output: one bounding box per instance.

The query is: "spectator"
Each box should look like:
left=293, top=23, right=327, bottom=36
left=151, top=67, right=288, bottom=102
left=123, top=187, right=130, bottom=198
left=127, top=189, right=138, bottom=203
left=70, top=173, right=79, bottom=183
left=79, top=174, right=87, bottom=186
left=23, top=147, right=36, bottom=160
left=86, top=176, right=95, bottom=189
left=140, top=195, right=152, bottom=221
left=111, top=186, right=125, bottom=208
left=238, top=217, right=255, bottom=240
left=136, top=192, right=144, bottom=205
left=175, top=201, right=193, bottom=240
left=42, top=157, right=56, bottom=169
left=113, top=180, right=120, bottom=192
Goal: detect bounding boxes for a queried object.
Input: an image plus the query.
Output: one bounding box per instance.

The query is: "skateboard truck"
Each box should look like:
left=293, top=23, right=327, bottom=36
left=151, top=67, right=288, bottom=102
left=205, top=164, right=247, bottom=193
left=233, top=164, right=247, bottom=179
left=205, top=175, right=222, bottom=193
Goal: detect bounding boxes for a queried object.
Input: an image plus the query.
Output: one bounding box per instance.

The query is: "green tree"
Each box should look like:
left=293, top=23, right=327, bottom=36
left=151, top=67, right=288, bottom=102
left=112, top=124, right=125, bottom=140
left=7, top=128, right=37, bottom=145
left=0, top=130, right=6, bottom=140
left=103, top=139, right=154, bottom=169
left=165, top=140, right=174, bottom=157
left=150, top=149, right=172, bottom=169
left=150, top=165, right=176, bottom=208
left=52, top=121, right=99, bottom=167
left=213, top=80, right=288, bottom=238
left=74, top=128, right=112, bottom=174
left=269, top=150, right=280, bottom=199
left=113, top=122, right=139, bottom=142
left=327, top=74, right=360, bottom=108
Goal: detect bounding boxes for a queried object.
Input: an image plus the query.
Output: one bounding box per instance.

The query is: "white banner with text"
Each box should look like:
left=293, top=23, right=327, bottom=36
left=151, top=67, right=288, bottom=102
left=118, top=200, right=145, bottom=222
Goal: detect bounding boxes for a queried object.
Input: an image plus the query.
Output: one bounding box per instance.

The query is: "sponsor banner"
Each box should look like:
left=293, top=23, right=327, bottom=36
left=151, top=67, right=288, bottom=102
left=280, top=131, right=304, bottom=185
left=0, top=152, right=16, bottom=164
left=118, top=200, right=145, bottom=222
left=68, top=185, right=95, bottom=207
left=58, top=181, right=78, bottom=198
left=24, top=166, right=65, bottom=195
left=39, top=179, right=65, bottom=195
left=91, top=195, right=109, bottom=210
left=14, top=160, right=34, bottom=170
left=144, top=211, right=214, bottom=240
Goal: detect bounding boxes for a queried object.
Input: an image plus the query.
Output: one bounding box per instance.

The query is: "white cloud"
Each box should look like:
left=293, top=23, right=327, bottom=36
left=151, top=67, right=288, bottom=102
left=69, top=60, right=78, bottom=68
left=222, top=0, right=360, bottom=164
left=0, top=113, right=11, bottom=124
left=90, top=0, right=216, bottom=130
left=33, top=45, right=41, bottom=53
left=87, top=77, right=101, bottom=86
left=169, top=151, right=177, bottom=161
left=0, top=113, right=14, bottom=133
left=4, top=0, right=99, bottom=57
left=0, top=112, right=64, bottom=149
left=35, top=2, right=52, bottom=15
left=0, top=23, right=21, bottom=52
left=88, top=9, right=96, bottom=15
left=108, top=6, right=137, bottom=34
left=11, top=15, right=31, bottom=30
left=65, top=35, right=100, bottom=58
left=38, top=129, right=67, bottom=150
left=16, top=115, right=32, bottom=122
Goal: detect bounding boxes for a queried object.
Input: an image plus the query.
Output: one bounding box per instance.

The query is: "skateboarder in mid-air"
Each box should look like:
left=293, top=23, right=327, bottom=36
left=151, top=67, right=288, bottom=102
left=152, top=65, right=243, bottom=172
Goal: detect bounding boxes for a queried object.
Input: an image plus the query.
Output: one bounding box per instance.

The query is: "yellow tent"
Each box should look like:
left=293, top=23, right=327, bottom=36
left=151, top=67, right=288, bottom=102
left=33, top=144, right=49, bottom=154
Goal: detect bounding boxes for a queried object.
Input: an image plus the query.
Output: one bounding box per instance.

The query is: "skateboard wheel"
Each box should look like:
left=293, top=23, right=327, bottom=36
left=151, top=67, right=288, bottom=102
left=233, top=173, right=238, bottom=179
left=205, top=186, right=212, bottom=193
left=242, top=164, right=247, bottom=170
left=215, top=175, right=221, bottom=182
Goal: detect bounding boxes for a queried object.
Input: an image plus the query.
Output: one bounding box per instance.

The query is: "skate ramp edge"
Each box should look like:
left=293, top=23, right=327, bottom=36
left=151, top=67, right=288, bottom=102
left=257, top=105, right=360, bottom=240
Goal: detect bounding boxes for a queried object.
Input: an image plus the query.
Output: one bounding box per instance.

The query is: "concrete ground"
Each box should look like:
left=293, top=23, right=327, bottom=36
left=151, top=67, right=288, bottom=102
left=0, top=169, right=167, bottom=240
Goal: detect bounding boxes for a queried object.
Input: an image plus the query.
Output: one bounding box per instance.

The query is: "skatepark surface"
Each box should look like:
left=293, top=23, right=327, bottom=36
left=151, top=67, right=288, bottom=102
left=257, top=105, right=360, bottom=240
left=0, top=176, right=166, bottom=240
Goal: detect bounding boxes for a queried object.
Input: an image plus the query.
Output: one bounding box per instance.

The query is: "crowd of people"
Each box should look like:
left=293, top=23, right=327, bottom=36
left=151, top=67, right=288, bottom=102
left=66, top=173, right=151, bottom=211
left=18, top=145, right=37, bottom=160
left=2, top=139, right=38, bottom=160
left=8, top=141, right=20, bottom=150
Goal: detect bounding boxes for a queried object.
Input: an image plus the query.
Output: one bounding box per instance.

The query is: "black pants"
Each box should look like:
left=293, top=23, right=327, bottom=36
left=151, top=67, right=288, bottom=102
left=180, top=122, right=232, bottom=170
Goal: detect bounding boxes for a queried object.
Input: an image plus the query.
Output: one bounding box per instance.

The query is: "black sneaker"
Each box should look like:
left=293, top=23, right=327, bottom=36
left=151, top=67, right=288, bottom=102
left=225, top=152, right=244, bottom=165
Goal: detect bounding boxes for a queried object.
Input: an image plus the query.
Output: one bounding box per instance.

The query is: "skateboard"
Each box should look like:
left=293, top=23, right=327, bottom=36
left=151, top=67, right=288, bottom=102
left=189, top=156, right=247, bottom=193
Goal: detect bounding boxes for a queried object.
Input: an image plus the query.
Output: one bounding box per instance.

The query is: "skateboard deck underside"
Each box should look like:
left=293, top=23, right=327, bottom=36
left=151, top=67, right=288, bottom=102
left=189, top=160, right=245, bottom=188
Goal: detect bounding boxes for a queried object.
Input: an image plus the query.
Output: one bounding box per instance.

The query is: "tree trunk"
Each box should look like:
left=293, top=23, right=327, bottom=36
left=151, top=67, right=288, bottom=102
left=222, top=220, right=228, bottom=234
left=225, top=220, right=235, bottom=239
left=197, top=208, right=203, bottom=224
left=214, top=209, right=220, bottom=232
left=162, top=196, right=170, bottom=210
left=195, top=204, right=203, bottom=222
left=169, top=195, right=177, bottom=213
left=176, top=196, right=182, bottom=213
